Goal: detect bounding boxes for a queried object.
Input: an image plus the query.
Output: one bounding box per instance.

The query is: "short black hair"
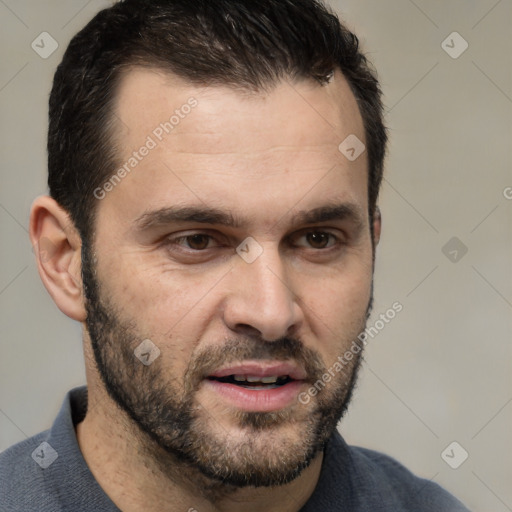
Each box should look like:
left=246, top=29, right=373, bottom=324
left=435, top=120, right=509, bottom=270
left=48, top=0, right=387, bottom=241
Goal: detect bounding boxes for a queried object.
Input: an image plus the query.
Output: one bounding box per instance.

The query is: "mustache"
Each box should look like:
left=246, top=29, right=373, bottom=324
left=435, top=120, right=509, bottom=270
left=184, top=336, right=326, bottom=393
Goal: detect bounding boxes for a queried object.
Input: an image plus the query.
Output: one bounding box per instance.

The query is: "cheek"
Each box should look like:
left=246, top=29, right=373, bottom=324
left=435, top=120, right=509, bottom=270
left=301, top=262, right=373, bottom=358
left=105, top=261, right=222, bottom=346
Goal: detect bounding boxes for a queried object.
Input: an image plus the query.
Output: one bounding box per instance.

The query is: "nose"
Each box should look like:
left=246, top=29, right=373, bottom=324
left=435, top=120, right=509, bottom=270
left=222, top=245, right=303, bottom=341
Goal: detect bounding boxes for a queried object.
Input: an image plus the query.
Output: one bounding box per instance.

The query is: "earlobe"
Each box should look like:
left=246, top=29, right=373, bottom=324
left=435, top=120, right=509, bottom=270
left=29, top=196, right=86, bottom=322
left=372, top=206, right=382, bottom=247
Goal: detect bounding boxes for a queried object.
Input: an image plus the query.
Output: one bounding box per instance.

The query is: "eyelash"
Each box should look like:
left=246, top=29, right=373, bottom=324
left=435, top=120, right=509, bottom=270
left=164, top=230, right=344, bottom=253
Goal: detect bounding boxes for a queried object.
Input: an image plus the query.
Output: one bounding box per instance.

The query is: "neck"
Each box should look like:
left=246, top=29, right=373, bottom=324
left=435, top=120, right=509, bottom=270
left=75, top=381, right=324, bottom=512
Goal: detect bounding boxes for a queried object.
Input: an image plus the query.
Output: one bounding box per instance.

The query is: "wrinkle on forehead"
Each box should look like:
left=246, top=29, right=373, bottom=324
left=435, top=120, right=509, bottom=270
left=112, top=67, right=365, bottom=155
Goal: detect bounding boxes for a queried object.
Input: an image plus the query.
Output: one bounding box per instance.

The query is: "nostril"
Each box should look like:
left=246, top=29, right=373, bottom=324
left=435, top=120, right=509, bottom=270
left=233, top=323, right=263, bottom=339
left=222, top=283, right=302, bottom=343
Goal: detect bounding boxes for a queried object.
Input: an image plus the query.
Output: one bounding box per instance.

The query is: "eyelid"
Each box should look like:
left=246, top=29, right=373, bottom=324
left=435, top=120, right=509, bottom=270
left=165, top=231, right=223, bottom=249
left=162, top=227, right=346, bottom=254
left=289, top=229, right=344, bottom=248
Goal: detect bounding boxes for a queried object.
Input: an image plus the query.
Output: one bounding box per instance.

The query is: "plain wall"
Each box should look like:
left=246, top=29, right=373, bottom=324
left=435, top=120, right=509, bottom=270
left=1, top=1, right=511, bottom=510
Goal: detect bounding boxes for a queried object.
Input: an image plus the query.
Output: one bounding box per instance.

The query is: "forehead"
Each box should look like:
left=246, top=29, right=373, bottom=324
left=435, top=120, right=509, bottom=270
left=114, top=66, right=364, bottom=151
left=98, top=67, right=368, bottom=231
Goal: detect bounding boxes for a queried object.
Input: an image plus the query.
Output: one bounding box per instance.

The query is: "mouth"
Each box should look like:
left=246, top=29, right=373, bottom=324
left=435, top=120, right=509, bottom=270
left=207, top=374, right=294, bottom=390
left=203, top=361, right=307, bottom=412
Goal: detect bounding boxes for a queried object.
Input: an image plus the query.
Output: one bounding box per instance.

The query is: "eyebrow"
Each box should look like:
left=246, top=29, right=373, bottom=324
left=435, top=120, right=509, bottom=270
left=135, top=206, right=241, bottom=231
left=134, top=202, right=365, bottom=232
left=293, top=203, right=364, bottom=229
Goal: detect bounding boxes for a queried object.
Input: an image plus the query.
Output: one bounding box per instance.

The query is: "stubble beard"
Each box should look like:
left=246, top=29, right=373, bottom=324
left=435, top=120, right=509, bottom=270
left=81, top=240, right=371, bottom=492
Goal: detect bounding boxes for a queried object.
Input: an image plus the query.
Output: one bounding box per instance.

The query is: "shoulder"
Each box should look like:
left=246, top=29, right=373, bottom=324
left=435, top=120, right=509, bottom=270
left=0, top=386, right=116, bottom=512
left=303, top=431, right=471, bottom=511
left=0, top=430, right=61, bottom=512
left=344, top=442, right=471, bottom=511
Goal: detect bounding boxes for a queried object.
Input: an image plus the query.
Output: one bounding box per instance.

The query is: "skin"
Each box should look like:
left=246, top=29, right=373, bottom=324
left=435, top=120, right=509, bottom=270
left=30, top=67, right=381, bottom=512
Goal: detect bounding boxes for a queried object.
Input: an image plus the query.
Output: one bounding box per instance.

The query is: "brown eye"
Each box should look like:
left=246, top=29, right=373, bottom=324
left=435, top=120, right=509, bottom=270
left=185, top=234, right=211, bottom=250
left=305, top=232, right=333, bottom=249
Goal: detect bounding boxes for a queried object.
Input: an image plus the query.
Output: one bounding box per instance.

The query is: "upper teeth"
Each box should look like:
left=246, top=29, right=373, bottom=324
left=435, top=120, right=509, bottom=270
left=234, top=375, right=283, bottom=383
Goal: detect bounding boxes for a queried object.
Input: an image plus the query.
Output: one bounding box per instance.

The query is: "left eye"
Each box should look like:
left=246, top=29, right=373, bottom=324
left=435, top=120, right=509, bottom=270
left=173, top=234, right=216, bottom=250
left=294, top=231, right=338, bottom=249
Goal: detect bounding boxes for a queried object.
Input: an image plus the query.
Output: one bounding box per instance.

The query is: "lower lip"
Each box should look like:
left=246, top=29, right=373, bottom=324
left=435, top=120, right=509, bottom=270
left=203, top=379, right=305, bottom=412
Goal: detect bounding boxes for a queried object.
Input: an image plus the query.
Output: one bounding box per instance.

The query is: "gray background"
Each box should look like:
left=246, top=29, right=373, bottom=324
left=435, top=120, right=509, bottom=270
left=1, top=1, right=511, bottom=510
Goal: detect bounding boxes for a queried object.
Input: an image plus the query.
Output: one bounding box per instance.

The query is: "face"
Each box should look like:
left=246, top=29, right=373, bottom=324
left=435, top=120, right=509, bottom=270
left=83, top=68, right=376, bottom=487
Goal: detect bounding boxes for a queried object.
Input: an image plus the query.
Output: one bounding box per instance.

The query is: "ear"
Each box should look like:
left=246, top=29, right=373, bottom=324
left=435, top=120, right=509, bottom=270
left=29, top=196, right=86, bottom=322
left=372, top=206, right=382, bottom=247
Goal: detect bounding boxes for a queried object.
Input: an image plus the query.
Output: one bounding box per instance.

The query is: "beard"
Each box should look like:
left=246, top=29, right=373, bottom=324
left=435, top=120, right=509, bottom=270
left=81, top=239, right=372, bottom=489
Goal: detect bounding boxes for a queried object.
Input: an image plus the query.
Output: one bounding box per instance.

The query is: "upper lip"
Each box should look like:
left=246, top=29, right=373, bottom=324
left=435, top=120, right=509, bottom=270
left=208, top=361, right=307, bottom=381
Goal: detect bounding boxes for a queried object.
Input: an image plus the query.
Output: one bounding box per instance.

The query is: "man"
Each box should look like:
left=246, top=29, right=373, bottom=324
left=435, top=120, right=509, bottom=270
left=0, top=0, right=470, bottom=510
